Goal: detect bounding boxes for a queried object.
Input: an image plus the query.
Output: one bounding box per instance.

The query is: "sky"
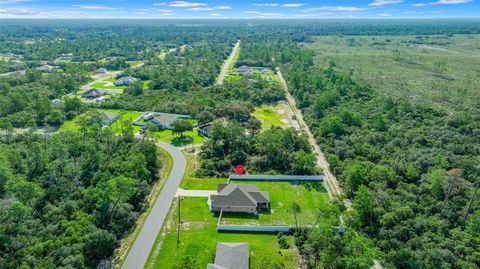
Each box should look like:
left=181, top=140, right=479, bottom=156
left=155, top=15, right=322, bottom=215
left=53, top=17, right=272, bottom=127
left=0, top=0, right=478, bottom=19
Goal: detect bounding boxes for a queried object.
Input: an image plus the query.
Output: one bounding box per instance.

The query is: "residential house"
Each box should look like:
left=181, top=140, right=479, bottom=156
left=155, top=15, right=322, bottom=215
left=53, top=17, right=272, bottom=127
left=207, top=243, right=249, bottom=269
left=209, top=184, right=270, bottom=214
left=114, top=76, right=137, bottom=86
left=95, top=68, right=107, bottom=74
left=35, top=65, right=55, bottom=73
left=98, top=111, right=119, bottom=126
left=151, top=114, right=181, bottom=129
left=83, top=88, right=107, bottom=100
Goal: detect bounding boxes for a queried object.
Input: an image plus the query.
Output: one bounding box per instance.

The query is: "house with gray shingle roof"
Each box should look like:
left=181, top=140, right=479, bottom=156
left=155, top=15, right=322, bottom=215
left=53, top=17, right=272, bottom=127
left=83, top=88, right=107, bottom=100
left=98, top=111, right=119, bottom=126
left=35, top=65, right=55, bottom=73
left=207, top=242, right=249, bottom=269
left=151, top=114, right=181, bottom=129
left=209, top=184, right=269, bottom=214
left=114, top=76, right=137, bottom=86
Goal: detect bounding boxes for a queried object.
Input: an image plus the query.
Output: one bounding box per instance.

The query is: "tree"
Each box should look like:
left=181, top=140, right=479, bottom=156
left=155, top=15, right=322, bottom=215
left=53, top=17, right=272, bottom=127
left=345, top=162, right=367, bottom=197
left=291, top=202, right=302, bottom=231
left=84, top=229, right=116, bottom=262
left=172, top=119, right=193, bottom=138
left=353, top=185, right=373, bottom=227
left=293, top=150, right=317, bottom=175
left=0, top=151, right=12, bottom=195
left=247, top=117, right=262, bottom=136
left=7, top=179, right=44, bottom=220
left=104, top=176, right=137, bottom=225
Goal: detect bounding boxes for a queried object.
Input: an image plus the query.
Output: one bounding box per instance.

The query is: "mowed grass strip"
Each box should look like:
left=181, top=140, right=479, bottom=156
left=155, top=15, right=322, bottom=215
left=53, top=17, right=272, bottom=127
left=252, top=104, right=287, bottom=130
left=150, top=197, right=298, bottom=269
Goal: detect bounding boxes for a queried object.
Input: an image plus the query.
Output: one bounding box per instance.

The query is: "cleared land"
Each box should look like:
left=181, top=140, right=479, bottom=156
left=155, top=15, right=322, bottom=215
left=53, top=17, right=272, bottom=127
left=58, top=109, right=142, bottom=133
left=305, top=34, right=480, bottom=110
left=252, top=104, right=288, bottom=130
left=148, top=197, right=298, bottom=269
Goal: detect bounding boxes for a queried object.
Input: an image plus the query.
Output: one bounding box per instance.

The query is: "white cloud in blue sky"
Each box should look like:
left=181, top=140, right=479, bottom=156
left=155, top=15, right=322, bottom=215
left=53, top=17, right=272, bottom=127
left=0, top=0, right=477, bottom=18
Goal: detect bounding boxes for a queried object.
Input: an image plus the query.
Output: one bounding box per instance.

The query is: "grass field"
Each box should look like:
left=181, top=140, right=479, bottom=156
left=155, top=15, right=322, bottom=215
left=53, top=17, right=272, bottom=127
left=252, top=104, right=287, bottom=130
left=91, top=77, right=126, bottom=89
left=180, top=177, right=227, bottom=190
left=148, top=197, right=298, bottom=269
left=305, top=34, right=480, bottom=110
left=150, top=128, right=207, bottom=147
left=58, top=109, right=142, bottom=133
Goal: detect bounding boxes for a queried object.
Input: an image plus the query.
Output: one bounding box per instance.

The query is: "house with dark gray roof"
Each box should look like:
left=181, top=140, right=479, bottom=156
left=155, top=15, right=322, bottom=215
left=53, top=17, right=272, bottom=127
left=35, top=65, right=55, bottom=73
left=207, top=242, right=249, bottom=269
left=95, top=68, right=107, bottom=74
left=209, top=184, right=269, bottom=214
left=114, top=76, right=137, bottom=86
left=98, top=111, right=119, bottom=126
left=83, top=88, right=107, bottom=100
left=151, top=114, right=181, bottom=129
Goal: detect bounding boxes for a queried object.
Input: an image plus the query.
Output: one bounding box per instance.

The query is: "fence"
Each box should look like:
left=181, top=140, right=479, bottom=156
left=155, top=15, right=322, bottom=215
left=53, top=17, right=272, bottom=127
left=228, top=174, right=324, bottom=183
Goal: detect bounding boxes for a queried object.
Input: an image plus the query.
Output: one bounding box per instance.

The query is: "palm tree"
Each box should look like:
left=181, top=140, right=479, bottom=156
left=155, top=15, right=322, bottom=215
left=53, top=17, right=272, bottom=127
left=290, top=202, right=301, bottom=231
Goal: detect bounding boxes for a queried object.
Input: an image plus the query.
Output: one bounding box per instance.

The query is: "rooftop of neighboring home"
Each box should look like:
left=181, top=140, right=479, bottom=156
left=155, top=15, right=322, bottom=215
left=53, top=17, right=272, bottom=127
left=95, top=68, right=107, bottom=74
left=98, top=111, right=119, bottom=126
left=207, top=242, right=249, bottom=269
left=152, top=113, right=180, bottom=127
left=83, top=88, right=107, bottom=98
left=35, top=64, right=55, bottom=72
left=114, top=76, right=137, bottom=86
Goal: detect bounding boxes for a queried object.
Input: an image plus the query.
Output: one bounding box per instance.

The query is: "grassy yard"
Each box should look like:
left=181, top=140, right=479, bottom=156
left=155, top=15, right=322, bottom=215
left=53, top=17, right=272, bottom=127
left=224, top=180, right=330, bottom=226
left=148, top=197, right=298, bottom=269
left=180, top=177, right=227, bottom=190
left=58, top=109, right=142, bottom=133
left=150, top=128, right=207, bottom=147
left=252, top=104, right=287, bottom=130
left=305, top=34, right=480, bottom=110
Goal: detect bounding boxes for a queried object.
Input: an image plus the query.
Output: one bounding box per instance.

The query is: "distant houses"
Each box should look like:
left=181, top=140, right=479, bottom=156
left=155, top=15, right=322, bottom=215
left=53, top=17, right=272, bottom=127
left=98, top=111, right=119, bottom=126
left=237, top=65, right=272, bottom=78
left=35, top=65, right=56, bottom=73
left=95, top=68, right=107, bottom=74
left=207, top=243, right=249, bottom=269
left=209, top=184, right=270, bottom=214
left=83, top=88, right=107, bottom=100
left=114, top=76, right=137, bottom=86
left=134, top=112, right=191, bottom=130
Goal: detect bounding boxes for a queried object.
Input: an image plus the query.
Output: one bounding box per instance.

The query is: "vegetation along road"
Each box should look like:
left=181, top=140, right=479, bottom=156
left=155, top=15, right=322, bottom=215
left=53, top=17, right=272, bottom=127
left=276, top=68, right=344, bottom=198
left=216, top=40, right=240, bottom=86
left=122, top=139, right=187, bottom=269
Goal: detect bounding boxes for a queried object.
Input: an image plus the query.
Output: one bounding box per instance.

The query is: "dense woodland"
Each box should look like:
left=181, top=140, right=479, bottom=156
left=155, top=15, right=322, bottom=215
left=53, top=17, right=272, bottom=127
left=280, top=47, right=480, bottom=268
left=0, top=128, right=159, bottom=268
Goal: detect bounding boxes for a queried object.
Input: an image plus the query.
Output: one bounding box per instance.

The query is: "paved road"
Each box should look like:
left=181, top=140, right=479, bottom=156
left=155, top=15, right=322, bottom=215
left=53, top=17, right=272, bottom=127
left=216, top=40, right=240, bottom=86
left=122, top=139, right=187, bottom=269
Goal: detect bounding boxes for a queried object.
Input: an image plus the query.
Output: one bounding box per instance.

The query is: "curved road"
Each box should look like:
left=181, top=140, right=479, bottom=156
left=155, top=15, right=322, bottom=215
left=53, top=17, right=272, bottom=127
left=122, top=140, right=187, bottom=269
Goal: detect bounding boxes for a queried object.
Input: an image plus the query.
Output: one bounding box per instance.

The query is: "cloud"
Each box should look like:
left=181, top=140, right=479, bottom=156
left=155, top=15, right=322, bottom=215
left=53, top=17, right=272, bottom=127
left=134, top=12, right=148, bottom=15
left=0, top=0, right=29, bottom=3
left=254, top=3, right=279, bottom=7
left=379, top=13, right=393, bottom=16
left=215, top=5, right=232, bottom=10
left=72, top=5, right=116, bottom=10
left=305, top=6, right=367, bottom=12
left=369, top=0, right=403, bottom=6
left=153, top=2, right=167, bottom=5
left=157, top=9, right=173, bottom=12
left=244, top=11, right=261, bottom=14
left=188, top=7, right=214, bottom=10
left=169, top=1, right=207, bottom=8
left=412, top=0, right=472, bottom=6
left=256, top=12, right=284, bottom=16
left=0, top=8, right=39, bottom=15
left=282, top=3, right=306, bottom=7
left=210, top=13, right=222, bottom=16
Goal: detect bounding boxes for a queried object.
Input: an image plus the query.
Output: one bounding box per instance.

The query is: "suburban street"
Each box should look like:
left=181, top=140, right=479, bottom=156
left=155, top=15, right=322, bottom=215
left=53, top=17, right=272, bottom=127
left=122, top=139, right=187, bottom=269
left=216, top=40, right=240, bottom=86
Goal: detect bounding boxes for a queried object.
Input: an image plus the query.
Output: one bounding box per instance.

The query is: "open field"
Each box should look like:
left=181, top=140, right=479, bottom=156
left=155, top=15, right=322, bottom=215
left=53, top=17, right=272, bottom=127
left=91, top=77, right=126, bottom=89
left=223, top=180, right=330, bottom=226
left=252, top=104, right=288, bottom=130
left=305, top=34, right=480, bottom=110
left=58, top=109, right=142, bottom=133
left=148, top=197, right=298, bottom=269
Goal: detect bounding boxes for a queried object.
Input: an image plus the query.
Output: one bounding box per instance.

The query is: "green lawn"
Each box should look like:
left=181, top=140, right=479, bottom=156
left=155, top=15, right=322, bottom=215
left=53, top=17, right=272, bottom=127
left=224, top=180, right=330, bottom=226
left=150, top=128, right=207, bottom=147
left=91, top=80, right=125, bottom=89
left=58, top=109, right=142, bottom=133
left=252, top=104, right=287, bottom=130
left=149, top=197, right=298, bottom=269
left=180, top=177, right=227, bottom=190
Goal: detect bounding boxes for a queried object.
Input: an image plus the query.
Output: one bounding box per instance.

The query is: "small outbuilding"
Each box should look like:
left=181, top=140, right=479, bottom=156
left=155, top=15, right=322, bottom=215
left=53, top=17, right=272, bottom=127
left=207, top=242, right=249, bottom=269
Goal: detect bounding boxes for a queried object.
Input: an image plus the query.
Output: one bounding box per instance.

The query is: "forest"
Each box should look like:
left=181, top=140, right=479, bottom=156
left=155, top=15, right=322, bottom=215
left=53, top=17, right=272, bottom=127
left=279, top=47, right=480, bottom=268
left=0, top=125, right=159, bottom=268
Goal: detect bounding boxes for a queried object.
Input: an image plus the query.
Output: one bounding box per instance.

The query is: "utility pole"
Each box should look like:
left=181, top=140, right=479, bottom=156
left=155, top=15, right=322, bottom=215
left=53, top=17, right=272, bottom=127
left=463, top=181, right=479, bottom=220
left=176, top=195, right=181, bottom=249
